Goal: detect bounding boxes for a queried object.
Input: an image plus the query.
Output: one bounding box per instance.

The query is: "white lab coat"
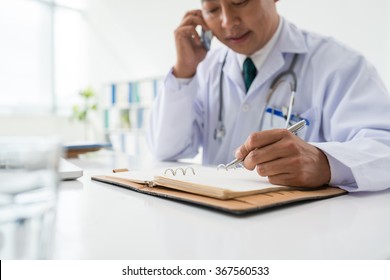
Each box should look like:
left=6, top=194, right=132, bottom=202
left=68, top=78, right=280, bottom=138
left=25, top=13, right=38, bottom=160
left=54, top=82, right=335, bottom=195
left=147, top=18, right=390, bottom=192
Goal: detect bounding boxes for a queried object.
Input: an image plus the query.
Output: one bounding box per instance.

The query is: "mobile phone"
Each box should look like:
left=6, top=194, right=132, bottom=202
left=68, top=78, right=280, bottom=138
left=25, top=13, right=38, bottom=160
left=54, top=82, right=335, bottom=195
left=200, top=29, right=213, bottom=51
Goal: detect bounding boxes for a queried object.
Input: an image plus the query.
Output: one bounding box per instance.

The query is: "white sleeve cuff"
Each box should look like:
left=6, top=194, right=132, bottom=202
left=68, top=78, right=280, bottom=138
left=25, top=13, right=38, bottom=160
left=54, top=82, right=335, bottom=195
left=310, top=142, right=357, bottom=191
left=325, top=153, right=357, bottom=191
left=165, top=68, right=194, bottom=91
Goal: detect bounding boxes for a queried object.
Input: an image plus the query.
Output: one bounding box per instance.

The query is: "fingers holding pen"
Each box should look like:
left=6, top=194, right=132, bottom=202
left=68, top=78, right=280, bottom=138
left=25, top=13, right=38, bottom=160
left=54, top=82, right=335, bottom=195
left=235, top=129, right=289, bottom=170
left=235, top=129, right=331, bottom=187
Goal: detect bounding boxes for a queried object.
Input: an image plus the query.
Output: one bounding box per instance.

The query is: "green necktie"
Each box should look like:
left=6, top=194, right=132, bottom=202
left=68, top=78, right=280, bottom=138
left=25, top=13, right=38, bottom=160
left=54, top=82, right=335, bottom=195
left=243, top=57, right=257, bottom=92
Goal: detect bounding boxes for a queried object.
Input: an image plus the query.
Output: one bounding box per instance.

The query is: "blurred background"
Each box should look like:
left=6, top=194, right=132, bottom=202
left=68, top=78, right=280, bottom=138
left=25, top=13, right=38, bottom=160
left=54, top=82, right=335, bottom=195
left=0, top=0, right=389, bottom=155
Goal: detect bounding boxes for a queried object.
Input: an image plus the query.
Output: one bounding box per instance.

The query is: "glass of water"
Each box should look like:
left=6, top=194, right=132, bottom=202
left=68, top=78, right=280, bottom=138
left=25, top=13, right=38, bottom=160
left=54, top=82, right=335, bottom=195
left=0, top=137, right=61, bottom=259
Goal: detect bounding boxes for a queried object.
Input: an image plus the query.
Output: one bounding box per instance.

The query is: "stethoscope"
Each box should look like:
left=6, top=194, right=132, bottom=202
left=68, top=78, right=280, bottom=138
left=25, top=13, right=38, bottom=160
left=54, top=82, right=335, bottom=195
left=214, top=53, right=299, bottom=141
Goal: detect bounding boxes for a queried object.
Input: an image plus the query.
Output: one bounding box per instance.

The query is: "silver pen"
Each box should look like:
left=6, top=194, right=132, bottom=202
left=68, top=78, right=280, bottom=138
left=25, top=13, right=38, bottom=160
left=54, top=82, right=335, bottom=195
left=218, top=120, right=307, bottom=170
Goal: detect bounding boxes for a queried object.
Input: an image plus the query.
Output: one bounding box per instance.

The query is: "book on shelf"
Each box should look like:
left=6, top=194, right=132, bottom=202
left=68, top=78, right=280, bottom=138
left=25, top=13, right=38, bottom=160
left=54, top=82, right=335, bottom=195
left=91, top=165, right=346, bottom=214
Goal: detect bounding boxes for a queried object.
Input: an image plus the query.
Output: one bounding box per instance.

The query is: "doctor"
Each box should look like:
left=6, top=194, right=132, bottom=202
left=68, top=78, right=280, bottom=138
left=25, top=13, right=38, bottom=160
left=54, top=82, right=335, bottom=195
left=147, top=0, right=390, bottom=192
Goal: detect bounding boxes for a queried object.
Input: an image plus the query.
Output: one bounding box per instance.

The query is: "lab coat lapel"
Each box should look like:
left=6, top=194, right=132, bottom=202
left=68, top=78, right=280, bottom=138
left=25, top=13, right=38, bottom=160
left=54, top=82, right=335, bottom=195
left=248, top=18, right=309, bottom=95
left=249, top=50, right=285, bottom=94
left=222, top=51, right=246, bottom=95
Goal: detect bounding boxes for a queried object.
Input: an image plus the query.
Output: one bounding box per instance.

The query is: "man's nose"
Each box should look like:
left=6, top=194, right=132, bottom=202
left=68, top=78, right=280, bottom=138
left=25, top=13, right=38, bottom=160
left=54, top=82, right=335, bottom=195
left=220, top=7, right=239, bottom=29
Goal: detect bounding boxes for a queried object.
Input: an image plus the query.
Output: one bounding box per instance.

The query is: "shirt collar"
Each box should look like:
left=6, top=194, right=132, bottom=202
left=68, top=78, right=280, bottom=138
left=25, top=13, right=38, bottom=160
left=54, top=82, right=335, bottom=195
left=236, top=17, right=283, bottom=72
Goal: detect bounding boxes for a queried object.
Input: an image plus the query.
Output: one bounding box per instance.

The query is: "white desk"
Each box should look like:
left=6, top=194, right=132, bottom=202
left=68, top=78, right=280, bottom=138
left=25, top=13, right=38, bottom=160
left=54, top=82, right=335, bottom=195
left=53, top=151, right=390, bottom=260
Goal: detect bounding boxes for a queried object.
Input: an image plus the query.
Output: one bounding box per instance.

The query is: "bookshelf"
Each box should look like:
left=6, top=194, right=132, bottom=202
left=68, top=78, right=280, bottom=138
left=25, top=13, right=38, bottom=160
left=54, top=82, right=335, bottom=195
left=102, top=77, right=163, bottom=155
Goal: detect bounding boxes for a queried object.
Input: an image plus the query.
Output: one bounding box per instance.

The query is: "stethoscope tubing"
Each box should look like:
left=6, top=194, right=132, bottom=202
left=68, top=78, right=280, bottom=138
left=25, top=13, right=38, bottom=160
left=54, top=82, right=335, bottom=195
left=215, top=52, right=299, bottom=140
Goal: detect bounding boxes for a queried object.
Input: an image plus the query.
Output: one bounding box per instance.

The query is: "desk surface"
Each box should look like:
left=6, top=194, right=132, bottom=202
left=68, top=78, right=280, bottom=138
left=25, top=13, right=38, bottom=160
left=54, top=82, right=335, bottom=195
left=53, top=151, right=390, bottom=260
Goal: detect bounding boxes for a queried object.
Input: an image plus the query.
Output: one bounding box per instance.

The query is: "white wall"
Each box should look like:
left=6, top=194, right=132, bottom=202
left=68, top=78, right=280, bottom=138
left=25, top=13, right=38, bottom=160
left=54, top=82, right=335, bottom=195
left=277, top=0, right=390, bottom=88
left=0, top=115, right=87, bottom=142
left=86, top=0, right=200, bottom=86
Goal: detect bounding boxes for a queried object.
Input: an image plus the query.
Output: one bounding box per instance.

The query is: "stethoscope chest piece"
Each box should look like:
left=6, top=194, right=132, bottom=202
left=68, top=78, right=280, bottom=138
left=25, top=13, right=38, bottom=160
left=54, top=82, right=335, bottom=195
left=214, top=122, right=226, bottom=141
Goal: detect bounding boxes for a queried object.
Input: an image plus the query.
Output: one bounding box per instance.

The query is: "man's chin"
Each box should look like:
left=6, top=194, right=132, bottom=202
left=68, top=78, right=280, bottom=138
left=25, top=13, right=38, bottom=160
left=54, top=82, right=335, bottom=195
left=227, top=45, right=255, bottom=56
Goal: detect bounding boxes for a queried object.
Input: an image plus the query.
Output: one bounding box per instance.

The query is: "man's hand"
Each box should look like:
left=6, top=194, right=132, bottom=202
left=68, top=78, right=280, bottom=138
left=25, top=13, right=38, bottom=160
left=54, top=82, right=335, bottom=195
left=173, top=10, right=210, bottom=78
left=235, top=129, right=331, bottom=187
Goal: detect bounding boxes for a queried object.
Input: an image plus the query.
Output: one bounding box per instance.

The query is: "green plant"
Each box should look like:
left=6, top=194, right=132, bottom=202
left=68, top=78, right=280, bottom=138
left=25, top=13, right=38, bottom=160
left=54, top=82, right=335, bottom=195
left=71, top=87, right=99, bottom=140
left=72, top=87, right=98, bottom=122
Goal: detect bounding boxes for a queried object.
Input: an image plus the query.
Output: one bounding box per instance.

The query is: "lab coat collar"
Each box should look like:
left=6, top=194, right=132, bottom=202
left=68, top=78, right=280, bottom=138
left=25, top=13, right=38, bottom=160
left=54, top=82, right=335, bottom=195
left=219, top=18, right=309, bottom=96
left=275, top=17, right=309, bottom=55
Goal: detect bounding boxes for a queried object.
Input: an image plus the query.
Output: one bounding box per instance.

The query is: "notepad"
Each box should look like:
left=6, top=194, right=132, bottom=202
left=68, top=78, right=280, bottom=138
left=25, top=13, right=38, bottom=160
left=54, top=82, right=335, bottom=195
left=103, top=166, right=291, bottom=200
left=91, top=165, right=347, bottom=214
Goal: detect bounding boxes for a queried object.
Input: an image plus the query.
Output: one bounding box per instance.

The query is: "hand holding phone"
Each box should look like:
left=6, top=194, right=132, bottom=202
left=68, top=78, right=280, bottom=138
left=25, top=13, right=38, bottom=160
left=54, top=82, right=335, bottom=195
left=173, top=10, right=211, bottom=78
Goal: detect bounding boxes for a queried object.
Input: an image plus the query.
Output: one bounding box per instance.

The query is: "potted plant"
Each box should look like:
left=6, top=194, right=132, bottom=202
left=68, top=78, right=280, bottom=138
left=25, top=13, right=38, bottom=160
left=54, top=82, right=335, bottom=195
left=71, top=87, right=98, bottom=140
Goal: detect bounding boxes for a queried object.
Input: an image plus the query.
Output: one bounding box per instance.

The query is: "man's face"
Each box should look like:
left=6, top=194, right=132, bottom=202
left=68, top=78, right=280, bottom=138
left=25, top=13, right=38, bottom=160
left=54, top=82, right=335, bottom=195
left=202, top=0, right=279, bottom=55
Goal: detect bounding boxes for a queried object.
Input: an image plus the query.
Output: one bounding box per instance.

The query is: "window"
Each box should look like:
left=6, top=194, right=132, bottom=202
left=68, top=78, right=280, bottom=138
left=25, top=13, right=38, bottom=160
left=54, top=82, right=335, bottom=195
left=0, top=0, right=87, bottom=115
left=54, top=5, right=87, bottom=114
